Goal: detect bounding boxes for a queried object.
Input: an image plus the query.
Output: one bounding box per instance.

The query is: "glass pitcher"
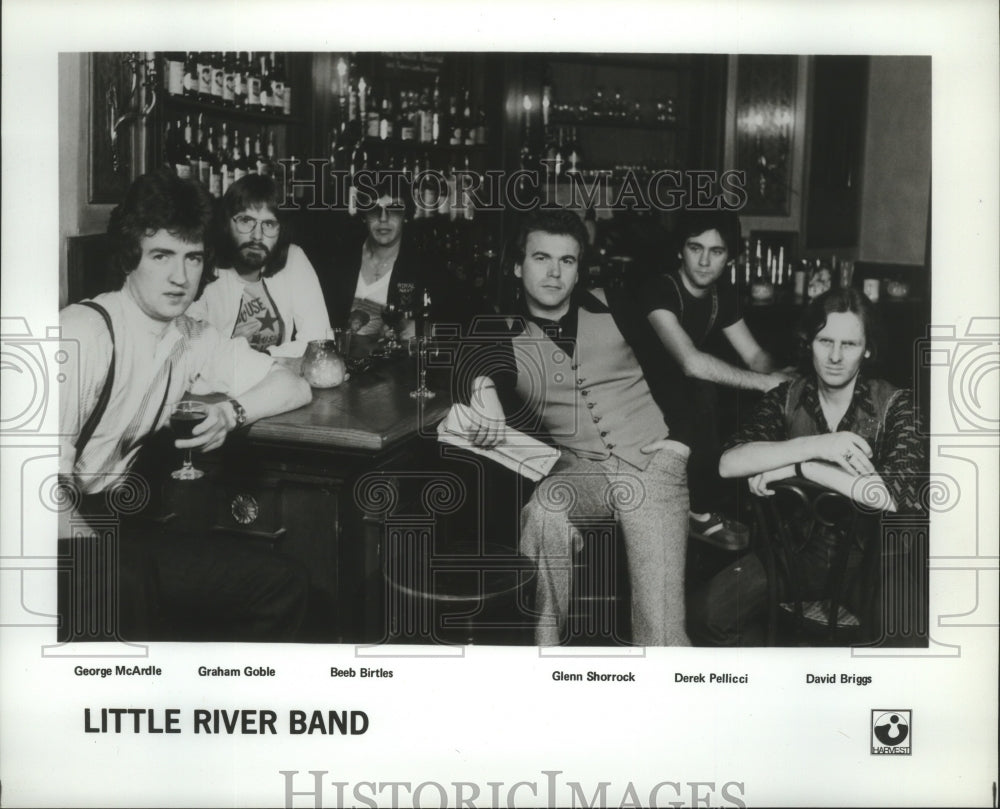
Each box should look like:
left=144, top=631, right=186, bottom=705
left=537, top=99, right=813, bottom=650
left=301, top=339, right=347, bottom=388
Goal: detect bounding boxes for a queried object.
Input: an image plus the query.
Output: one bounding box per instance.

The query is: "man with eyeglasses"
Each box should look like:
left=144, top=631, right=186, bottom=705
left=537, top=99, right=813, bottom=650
left=327, top=178, right=441, bottom=342
left=188, top=174, right=332, bottom=356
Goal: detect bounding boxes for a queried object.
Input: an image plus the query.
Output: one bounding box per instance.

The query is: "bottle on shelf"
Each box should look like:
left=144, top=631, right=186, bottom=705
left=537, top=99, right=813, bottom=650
left=195, top=114, right=211, bottom=186
left=231, top=130, right=249, bottom=182
left=378, top=96, right=393, bottom=141
left=417, top=88, right=433, bottom=143
left=183, top=52, right=197, bottom=98
left=475, top=104, right=488, bottom=145
left=235, top=52, right=250, bottom=109
left=196, top=52, right=213, bottom=102
left=253, top=131, right=271, bottom=176
left=210, top=52, right=225, bottom=105
left=431, top=76, right=442, bottom=144
left=243, top=134, right=256, bottom=175
left=182, top=115, right=198, bottom=179
left=448, top=96, right=461, bottom=146
left=462, top=90, right=474, bottom=146
left=258, top=53, right=271, bottom=112
left=565, top=128, right=581, bottom=176
left=270, top=52, right=286, bottom=115
left=282, top=57, right=293, bottom=117
left=164, top=52, right=184, bottom=97
left=222, top=52, right=236, bottom=107
left=206, top=125, right=222, bottom=198
left=246, top=54, right=262, bottom=109
left=219, top=124, right=232, bottom=195
left=165, top=120, right=190, bottom=180
left=365, top=87, right=381, bottom=139
left=398, top=92, right=415, bottom=142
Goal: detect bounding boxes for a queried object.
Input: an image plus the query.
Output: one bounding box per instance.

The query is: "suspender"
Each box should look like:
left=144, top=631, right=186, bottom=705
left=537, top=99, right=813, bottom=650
left=74, top=301, right=115, bottom=458
left=666, top=273, right=718, bottom=345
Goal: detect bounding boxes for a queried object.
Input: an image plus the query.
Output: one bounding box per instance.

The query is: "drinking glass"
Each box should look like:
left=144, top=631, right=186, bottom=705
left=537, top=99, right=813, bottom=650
left=408, top=336, right=438, bottom=400
left=382, top=304, right=403, bottom=354
left=170, top=401, right=208, bottom=480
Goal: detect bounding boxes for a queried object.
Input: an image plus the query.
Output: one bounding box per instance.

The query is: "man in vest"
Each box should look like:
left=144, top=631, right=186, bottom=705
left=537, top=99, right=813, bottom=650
left=642, top=209, right=791, bottom=550
left=59, top=170, right=312, bottom=641
left=463, top=208, right=692, bottom=646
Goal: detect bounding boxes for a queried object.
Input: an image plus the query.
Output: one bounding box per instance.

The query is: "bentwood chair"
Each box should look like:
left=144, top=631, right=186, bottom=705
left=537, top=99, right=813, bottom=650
left=751, top=478, right=883, bottom=646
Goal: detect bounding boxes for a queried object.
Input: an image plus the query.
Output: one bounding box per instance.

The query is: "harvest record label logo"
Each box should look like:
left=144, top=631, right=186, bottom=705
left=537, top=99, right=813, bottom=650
left=871, top=709, right=912, bottom=755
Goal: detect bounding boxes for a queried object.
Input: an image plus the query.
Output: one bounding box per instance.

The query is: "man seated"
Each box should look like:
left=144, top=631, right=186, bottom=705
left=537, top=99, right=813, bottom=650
left=326, top=178, right=439, bottom=346
left=688, top=288, right=926, bottom=645
left=59, top=170, right=313, bottom=641
left=462, top=209, right=694, bottom=646
left=186, top=173, right=332, bottom=357
left=642, top=210, right=791, bottom=550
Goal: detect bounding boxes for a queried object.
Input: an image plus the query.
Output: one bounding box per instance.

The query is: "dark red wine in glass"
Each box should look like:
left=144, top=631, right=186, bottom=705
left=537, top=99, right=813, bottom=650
left=170, top=401, right=208, bottom=480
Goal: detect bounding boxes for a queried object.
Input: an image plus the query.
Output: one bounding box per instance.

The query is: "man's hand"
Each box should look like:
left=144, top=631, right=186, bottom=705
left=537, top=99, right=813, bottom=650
left=175, top=402, right=233, bottom=454
left=748, top=464, right=796, bottom=496
left=467, top=381, right=507, bottom=448
left=807, top=431, right=875, bottom=475
left=762, top=368, right=795, bottom=391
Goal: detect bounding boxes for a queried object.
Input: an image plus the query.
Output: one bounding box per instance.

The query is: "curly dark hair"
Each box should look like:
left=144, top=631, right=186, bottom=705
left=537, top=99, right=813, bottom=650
left=672, top=208, right=740, bottom=258
left=107, top=170, right=216, bottom=297
left=797, top=287, right=882, bottom=374
left=513, top=207, right=589, bottom=267
left=214, top=174, right=292, bottom=277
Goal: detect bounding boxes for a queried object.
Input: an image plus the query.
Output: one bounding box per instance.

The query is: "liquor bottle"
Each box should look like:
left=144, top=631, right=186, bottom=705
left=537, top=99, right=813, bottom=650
left=219, top=124, right=233, bottom=195
left=195, top=114, right=211, bottom=186
left=253, top=131, right=269, bottom=176
left=475, top=104, right=488, bottom=145
left=164, top=52, right=184, bottom=96
left=554, top=127, right=565, bottom=178
left=378, top=97, right=393, bottom=141
left=282, top=59, right=293, bottom=116
left=461, top=155, right=475, bottom=220
left=182, top=116, right=198, bottom=179
left=462, top=90, right=474, bottom=145
left=246, top=53, right=262, bottom=109
left=210, top=51, right=225, bottom=105
left=196, top=52, right=213, bottom=102
left=448, top=96, right=461, bottom=145
left=222, top=52, right=236, bottom=106
left=270, top=52, right=285, bottom=115
left=431, top=76, right=442, bottom=144
left=565, top=127, right=581, bottom=176
left=231, top=130, right=249, bottom=182
left=258, top=53, right=271, bottom=112
left=183, top=52, right=198, bottom=98
left=243, top=134, right=256, bottom=175
left=419, top=155, right=437, bottom=219
left=398, top=91, right=415, bottom=141
left=365, top=88, right=380, bottom=138
left=165, top=121, right=188, bottom=179
left=234, top=52, right=249, bottom=109
left=206, top=126, right=222, bottom=198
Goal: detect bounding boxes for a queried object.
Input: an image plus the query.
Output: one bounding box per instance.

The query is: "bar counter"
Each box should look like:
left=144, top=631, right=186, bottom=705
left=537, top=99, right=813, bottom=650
left=171, top=358, right=453, bottom=642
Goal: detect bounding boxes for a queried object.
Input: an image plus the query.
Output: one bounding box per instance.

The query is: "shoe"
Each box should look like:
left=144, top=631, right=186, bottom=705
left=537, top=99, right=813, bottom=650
left=689, top=512, right=750, bottom=551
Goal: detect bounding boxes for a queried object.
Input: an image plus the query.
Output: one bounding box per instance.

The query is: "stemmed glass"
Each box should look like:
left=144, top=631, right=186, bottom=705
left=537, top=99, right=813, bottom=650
left=408, top=335, right=438, bottom=400
left=169, top=401, right=208, bottom=480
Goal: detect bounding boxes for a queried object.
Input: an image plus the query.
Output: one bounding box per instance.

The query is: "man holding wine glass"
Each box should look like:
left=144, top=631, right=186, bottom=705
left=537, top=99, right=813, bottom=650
left=58, top=170, right=312, bottom=641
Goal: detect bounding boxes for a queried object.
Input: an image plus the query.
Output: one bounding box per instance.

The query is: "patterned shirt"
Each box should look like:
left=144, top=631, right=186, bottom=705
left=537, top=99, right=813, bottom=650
left=724, top=376, right=926, bottom=512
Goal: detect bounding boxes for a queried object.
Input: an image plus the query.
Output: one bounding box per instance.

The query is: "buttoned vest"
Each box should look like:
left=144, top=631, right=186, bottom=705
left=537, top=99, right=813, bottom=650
left=512, top=307, right=669, bottom=471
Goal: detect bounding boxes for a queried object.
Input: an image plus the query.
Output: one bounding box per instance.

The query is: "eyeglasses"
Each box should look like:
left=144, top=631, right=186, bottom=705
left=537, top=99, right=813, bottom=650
left=363, top=204, right=406, bottom=219
left=231, top=214, right=280, bottom=237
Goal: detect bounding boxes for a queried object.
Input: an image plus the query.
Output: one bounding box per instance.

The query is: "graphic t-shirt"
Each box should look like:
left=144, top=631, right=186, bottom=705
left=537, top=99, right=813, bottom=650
left=232, top=278, right=285, bottom=352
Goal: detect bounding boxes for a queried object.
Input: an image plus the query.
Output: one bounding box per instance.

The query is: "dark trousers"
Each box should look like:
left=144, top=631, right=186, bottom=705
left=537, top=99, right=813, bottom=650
left=59, top=518, right=307, bottom=643
left=687, top=380, right=723, bottom=514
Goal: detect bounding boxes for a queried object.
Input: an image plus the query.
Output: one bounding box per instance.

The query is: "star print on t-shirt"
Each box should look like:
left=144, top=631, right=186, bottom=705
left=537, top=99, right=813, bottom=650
left=233, top=278, right=285, bottom=352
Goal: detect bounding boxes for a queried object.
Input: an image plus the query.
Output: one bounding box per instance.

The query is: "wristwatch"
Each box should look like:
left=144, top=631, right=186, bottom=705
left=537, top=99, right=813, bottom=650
left=227, top=398, right=248, bottom=429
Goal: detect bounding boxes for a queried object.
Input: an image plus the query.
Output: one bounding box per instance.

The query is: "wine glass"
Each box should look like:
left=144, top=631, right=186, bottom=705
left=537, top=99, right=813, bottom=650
left=170, top=401, right=208, bottom=480
left=408, top=336, right=438, bottom=400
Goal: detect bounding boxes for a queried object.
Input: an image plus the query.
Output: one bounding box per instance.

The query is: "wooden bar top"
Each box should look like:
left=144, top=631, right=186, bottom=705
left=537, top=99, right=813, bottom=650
left=248, top=359, right=451, bottom=453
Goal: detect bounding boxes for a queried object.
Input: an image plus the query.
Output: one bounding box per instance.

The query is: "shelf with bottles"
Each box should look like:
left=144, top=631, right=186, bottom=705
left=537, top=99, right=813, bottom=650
left=162, top=113, right=294, bottom=200
left=160, top=51, right=298, bottom=120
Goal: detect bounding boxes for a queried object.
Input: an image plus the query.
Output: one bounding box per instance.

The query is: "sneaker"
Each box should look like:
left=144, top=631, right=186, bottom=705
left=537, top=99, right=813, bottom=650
left=689, top=512, right=750, bottom=551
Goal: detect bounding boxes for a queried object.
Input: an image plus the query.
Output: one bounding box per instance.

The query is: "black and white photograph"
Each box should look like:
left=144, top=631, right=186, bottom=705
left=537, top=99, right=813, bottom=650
left=1, top=1, right=997, bottom=807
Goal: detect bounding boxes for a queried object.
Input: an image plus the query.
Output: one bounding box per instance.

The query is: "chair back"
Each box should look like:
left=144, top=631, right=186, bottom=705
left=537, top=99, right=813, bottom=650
left=751, top=478, right=881, bottom=645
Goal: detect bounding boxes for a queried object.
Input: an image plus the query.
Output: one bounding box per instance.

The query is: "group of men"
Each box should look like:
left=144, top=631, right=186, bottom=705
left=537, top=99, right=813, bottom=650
left=61, top=167, right=908, bottom=646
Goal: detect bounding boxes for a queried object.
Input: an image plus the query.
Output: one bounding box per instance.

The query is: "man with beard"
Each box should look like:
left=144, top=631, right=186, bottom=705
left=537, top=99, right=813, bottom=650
left=188, top=174, right=332, bottom=357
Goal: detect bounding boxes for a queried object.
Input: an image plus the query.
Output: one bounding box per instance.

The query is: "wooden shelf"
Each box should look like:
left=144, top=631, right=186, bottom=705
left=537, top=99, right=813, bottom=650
left=159, top=93, right=304, bottom=126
